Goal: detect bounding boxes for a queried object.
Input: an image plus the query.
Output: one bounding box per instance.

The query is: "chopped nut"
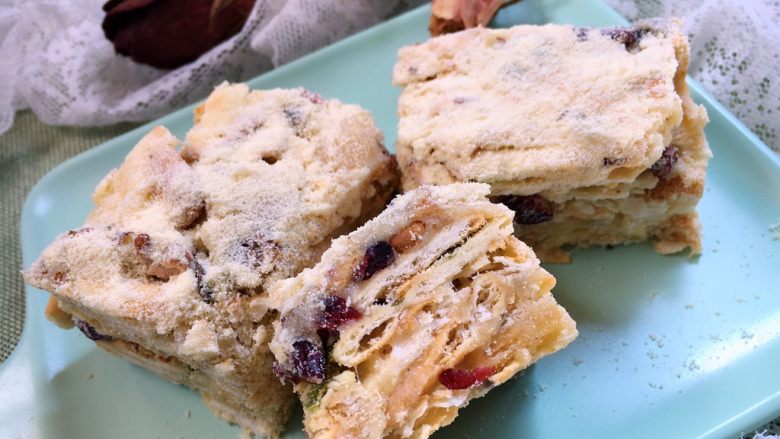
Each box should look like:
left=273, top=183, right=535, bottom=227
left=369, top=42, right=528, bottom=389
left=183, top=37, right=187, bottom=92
left=389, top=221, right=426, bottom=253
left=148, top=258, right=189, bottom=280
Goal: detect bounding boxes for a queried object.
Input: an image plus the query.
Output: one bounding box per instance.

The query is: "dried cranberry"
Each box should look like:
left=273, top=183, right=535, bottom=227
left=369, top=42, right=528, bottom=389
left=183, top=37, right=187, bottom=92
left=320, top=296, right=362, bottom=331
left=290, top=340, right=326, bottom=382
left=601, top=27, right=645, bottom=51
left=650, top=146, right=678, bottom=178
left=354, top=241, right=396, bottom=281
left=497, top=195, right=554, bottom=225
left=75, top=320, right=113, bottom=341
left=439, top=367, right=495, bottom=390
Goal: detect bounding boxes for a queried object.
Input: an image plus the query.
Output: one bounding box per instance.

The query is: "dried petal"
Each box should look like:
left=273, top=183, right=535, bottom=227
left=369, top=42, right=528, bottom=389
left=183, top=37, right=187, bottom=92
left=102, top=0, right=256, bottom=69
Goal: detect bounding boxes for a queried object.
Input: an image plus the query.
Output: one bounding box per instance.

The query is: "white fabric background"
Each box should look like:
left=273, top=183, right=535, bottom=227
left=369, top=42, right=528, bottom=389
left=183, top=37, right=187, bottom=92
left=0, top=0, right=423, bottom=136
left=0, top=0, right=777, bottom=155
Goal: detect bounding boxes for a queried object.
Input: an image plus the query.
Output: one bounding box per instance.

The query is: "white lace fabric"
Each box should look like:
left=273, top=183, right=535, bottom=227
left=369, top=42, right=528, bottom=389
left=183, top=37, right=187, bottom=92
left=0, top=0, right=422, bottom=135
left=0, top=0, right=777, bottom=155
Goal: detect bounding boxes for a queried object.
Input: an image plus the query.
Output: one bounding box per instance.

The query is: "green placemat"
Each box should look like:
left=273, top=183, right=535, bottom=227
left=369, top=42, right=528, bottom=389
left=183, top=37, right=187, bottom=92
left=0, top=111, right=142, bottom=362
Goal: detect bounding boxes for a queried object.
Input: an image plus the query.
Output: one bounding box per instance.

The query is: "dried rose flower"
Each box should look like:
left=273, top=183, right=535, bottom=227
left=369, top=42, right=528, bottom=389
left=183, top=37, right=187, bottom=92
left=102, top=0, right=255, bottom=69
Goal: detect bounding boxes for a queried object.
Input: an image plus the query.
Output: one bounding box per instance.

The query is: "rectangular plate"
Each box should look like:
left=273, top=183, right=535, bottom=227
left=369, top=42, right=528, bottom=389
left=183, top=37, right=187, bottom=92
left=3, top=1, right=780, bottom=438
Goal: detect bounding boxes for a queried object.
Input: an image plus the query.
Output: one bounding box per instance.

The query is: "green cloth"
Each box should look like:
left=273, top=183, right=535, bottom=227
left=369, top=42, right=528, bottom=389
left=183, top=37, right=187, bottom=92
left=0, top=111, right=141, bottom=362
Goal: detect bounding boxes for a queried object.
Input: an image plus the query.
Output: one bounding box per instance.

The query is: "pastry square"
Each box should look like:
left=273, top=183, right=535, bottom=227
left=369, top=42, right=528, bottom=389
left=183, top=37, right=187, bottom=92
left=393, top=20, right=711, bottom=262
left=269, top=183, right=577, bottom=438
left=24, top=83, right=398, bottom=438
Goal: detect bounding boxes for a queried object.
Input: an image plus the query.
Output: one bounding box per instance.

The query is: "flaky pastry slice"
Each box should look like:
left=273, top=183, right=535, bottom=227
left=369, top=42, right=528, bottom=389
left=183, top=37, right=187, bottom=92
left=394, top=20, right=711, bottom=262
left=24, top=83, right=398, bottom=438
left=269, top=183, right=577, bottom=438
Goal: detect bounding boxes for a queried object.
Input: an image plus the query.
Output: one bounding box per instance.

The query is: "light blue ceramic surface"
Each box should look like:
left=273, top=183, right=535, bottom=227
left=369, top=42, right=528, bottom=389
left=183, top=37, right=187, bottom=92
left=3, top=1, right=780, bottom=438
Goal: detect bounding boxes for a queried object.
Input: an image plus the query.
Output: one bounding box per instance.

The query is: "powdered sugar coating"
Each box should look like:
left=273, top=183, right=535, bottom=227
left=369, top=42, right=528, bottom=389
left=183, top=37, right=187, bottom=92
left=394, top=21, right=686, bottom=194
left=394, top=21, right=711, bottom=262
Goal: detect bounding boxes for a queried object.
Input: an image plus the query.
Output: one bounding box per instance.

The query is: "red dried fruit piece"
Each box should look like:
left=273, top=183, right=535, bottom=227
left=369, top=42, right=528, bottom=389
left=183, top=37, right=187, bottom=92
left=439, top=366, right=495, bottom=390
left=497, top=195, right=554, bottom=225
left=290, top=340, right=326, bottom=383
left=320, top=295, right=362, bottom=331
left=354, top=241, right=396, bottom=281
left=75, top=319, right=113, bottom=342
left=102, top=0, right=255, bottom=69
left=650, top=146, right=679, bottom=179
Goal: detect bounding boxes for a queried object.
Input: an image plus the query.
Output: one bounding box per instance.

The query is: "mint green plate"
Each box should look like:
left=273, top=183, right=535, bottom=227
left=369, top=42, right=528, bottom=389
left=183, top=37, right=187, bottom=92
left=4, top=1, right=780, bottom=438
